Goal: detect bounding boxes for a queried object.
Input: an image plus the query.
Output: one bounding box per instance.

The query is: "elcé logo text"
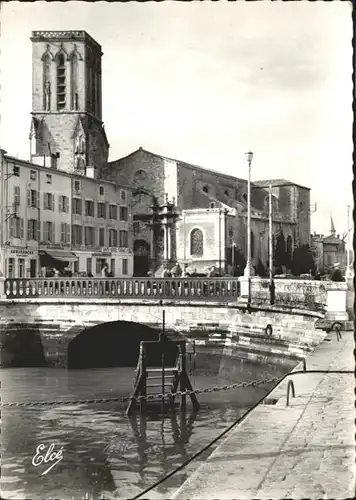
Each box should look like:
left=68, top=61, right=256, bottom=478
left=32, top=443, right=64, bottom=475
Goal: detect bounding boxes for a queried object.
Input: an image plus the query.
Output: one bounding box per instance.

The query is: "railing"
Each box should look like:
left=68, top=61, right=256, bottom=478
left=4, top=277, right=240, bottom=301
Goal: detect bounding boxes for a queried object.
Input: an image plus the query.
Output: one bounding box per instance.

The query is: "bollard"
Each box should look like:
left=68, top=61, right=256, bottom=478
left=334, top=326, right=342, bottom=342
left=286, top=380, right=296, bottom=407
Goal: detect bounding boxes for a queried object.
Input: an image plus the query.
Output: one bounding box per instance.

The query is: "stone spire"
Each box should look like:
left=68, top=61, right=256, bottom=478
left=330, top=215, right=336, bottom=236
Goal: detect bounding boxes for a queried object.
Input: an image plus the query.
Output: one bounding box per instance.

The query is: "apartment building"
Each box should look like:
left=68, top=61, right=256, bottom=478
left=70, top=172, right=133, bottom=277
left=0, top=151, right=133, bottom=278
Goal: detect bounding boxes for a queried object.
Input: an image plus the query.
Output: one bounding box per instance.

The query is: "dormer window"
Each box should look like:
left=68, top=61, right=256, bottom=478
left=202, top=185, right=209, bottom=193
left=209, top=202, right=215, bottom=209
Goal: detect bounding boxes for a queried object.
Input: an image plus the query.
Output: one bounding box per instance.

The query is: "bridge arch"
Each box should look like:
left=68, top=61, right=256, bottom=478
left=67, top=320, right=178, bottom=369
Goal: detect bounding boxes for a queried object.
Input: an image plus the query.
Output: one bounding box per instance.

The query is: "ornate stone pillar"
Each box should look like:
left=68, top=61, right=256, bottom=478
left=149, top=226, right=154, bottom=261
left=163, top=224, right=168, bottom=261
left=167, top=224, right=171, bottom=261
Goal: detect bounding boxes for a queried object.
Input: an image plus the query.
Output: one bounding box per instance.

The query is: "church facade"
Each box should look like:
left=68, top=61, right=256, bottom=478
left=108, top=148, right=311, bottom=275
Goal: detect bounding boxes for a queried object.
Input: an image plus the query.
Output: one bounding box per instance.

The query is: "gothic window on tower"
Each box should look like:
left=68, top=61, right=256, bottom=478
left=190, top=228, right=204, bottom=256
left=57, top=54, right=66, bottom=110
left=96, top=64, right=101, bottom=117
left=71, top=54, right=79, bottom=110
left=287, top=235, right=293, bottom=259
left=91, top=60, right=97, bottom=114
left=251, top=231, right=255, bottom=258
left=43, top=54, right=51, bottom=111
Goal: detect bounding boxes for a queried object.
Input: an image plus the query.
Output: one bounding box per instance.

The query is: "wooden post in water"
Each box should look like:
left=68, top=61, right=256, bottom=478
left=140, top=342, right=147, bottom=414
left=161, top=309, right=166, bottom=412
left=180, top=343, right=187, bottom=412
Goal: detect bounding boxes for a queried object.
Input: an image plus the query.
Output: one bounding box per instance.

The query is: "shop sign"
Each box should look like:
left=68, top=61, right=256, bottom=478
left=92, top=252, right=112, bottom=257
left=10, top=248, right=35, bottom=256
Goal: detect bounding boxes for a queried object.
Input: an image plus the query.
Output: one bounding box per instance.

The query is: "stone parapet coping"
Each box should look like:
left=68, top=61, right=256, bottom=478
left=0, top=297, right=324, bottom=319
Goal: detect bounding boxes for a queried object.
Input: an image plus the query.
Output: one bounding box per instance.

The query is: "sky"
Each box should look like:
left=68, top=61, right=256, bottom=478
left=0, top=1, right=353, bottom=239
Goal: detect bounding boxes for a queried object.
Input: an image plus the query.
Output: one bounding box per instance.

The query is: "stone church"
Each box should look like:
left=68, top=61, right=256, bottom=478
left=27, top=30, right=311, bottom=277
left=108, top=148, right=311, bottom=276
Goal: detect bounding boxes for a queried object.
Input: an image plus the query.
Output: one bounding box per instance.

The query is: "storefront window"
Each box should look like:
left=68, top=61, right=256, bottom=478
left=96, top=258, right=106, bottom=275
left=110, top=258, right=115, bottom=277
left=18, top=259, right=25, bottom=278
left=86, top=258, right=92, bottom=275
left=8, top=258, right=14, bottom=278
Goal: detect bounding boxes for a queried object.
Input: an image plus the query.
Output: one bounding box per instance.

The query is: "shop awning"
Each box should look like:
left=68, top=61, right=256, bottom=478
left=39, top=250, right=78, bottom=270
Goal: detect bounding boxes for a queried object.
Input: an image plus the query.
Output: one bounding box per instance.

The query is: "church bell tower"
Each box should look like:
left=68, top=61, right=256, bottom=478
left=29, top=30, right=109, bottom=177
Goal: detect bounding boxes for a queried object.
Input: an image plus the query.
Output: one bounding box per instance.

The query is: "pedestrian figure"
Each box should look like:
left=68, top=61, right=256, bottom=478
left=208, top=265, right=219, bottom=277
left=175, top=262, right=182, bottom=277
left=101, top=262, right=109, bottom=277
left=162, top=265, right=171, bottom=278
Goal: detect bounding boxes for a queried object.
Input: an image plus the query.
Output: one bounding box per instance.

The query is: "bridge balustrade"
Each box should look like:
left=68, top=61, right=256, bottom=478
left=4, top=277, right=240, bottom=301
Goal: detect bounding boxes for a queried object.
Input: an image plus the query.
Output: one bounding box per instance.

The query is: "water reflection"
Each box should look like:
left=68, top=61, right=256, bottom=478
left=1, top=358, right=291, bottom=500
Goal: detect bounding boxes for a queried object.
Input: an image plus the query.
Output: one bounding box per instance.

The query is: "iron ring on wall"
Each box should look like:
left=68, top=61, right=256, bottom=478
left=265, top=324, right=273, bottom=337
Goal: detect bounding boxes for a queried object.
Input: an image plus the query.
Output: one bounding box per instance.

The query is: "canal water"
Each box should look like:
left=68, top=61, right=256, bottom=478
left=0, top=354, right=291, bottom=500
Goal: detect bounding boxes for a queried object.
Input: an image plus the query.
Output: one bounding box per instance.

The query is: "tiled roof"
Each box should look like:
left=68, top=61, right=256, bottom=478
left=253, top=179, right=310, bottom=190
left=110, top=148, right=247, bottom=183
left=323, top=235, right=344, bottom=245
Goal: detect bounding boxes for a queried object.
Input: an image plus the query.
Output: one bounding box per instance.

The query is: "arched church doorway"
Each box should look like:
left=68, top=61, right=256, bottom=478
left=133, top=239, right=150, bottom=277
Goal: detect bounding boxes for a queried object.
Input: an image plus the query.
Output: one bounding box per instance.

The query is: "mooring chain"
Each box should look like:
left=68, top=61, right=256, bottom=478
left=0, top=376, right=282, bottom=408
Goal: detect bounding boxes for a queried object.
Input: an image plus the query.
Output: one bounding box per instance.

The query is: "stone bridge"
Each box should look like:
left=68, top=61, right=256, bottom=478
left=0, top=277, right=350, bottom=369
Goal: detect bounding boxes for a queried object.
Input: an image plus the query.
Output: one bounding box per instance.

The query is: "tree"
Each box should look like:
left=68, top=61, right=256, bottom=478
left=291, top=244, right=316, bottom=276
left=226, top=245, right=246, bottom=276
left=274, top=230, right=288, bottom=273
left=331, top=268, right=344, bottom=282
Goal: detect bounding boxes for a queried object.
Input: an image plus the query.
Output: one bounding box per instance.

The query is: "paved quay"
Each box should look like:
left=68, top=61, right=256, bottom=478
left=170, top=329, right=355, bottom=500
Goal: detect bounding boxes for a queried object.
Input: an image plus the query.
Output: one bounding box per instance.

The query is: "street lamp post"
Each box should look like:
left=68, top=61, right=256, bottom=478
left=269, top=184, right=273, bottom=283
left=346, top=204, right=352, bottom=279
left=244, top=151, right=254, bottom=278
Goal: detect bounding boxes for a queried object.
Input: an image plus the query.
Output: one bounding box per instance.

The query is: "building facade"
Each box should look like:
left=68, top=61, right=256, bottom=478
left=70, top=172, right=133, bottom=277
left=0, top=151, right=133, bottom=278
left=311, top=220, right=349, bottom=274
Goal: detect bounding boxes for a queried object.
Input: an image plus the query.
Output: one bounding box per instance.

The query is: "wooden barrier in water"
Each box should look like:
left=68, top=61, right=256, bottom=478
left=126, top=335, right=199, bottom=415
